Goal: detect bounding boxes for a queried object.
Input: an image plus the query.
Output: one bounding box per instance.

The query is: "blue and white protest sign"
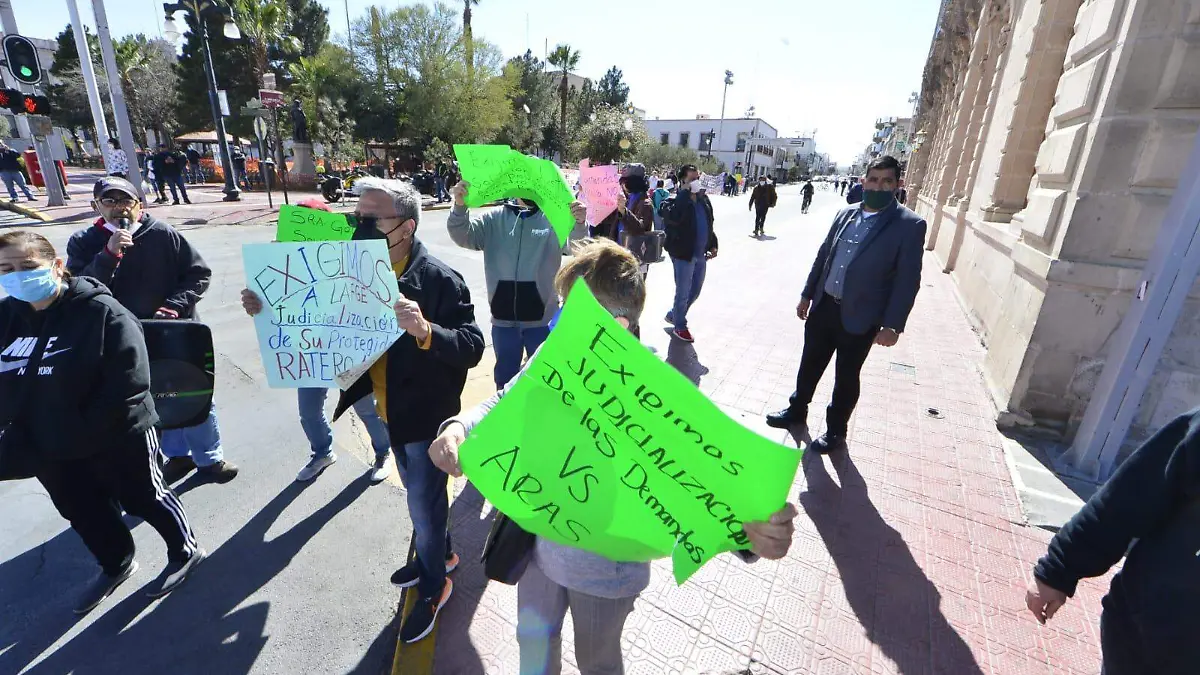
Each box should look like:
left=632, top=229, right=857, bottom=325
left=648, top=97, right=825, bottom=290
left=242, top=240, right=403, bottom=388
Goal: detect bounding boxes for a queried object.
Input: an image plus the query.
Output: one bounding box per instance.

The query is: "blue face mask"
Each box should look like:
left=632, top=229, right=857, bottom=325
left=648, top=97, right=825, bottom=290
left=0, top=268, right=61, bottom=304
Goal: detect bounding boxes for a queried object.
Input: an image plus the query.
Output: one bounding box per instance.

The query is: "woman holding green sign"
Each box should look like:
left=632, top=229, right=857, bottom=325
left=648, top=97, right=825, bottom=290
left=428, top=239, right=798, bottom=674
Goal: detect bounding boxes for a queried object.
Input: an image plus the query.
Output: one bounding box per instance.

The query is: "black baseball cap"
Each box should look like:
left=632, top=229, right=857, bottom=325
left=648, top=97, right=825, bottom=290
left=93, top=176, right=140, bottom=200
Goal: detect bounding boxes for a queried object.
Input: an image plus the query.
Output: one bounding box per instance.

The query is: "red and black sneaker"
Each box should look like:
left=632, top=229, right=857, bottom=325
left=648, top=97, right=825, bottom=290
left=672, top=328, right=695, bottom=343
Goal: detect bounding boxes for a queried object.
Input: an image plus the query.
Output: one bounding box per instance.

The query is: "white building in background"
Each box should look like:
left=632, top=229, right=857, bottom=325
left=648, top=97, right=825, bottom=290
left=643, top=117, right=779, bottom=179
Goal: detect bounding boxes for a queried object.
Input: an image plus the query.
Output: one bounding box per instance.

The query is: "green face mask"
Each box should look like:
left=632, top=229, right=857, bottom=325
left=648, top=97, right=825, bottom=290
left=862, top=189, right=894, bottom=210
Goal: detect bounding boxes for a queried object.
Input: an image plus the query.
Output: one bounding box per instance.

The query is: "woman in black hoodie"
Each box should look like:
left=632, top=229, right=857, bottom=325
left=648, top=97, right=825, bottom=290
left=0, top=231, right=205, bottom=614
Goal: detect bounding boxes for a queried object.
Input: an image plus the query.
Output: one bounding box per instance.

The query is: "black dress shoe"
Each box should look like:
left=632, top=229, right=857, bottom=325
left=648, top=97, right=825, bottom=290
left=766, top=408, right=804, bottom=429
left=809, top=433, right=847, bottom=455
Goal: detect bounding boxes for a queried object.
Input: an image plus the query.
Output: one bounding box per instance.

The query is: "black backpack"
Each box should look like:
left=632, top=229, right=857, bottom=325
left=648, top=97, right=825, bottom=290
left=658, top=194, right=681, bottom=226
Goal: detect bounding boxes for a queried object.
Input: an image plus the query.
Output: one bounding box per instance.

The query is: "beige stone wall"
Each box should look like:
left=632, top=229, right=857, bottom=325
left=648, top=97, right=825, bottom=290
left=911, top=0, right=1200, bottom=446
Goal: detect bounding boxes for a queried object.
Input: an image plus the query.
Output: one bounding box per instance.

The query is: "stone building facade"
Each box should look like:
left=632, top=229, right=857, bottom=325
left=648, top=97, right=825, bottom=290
left=906, top=0, right=1200, bottom=463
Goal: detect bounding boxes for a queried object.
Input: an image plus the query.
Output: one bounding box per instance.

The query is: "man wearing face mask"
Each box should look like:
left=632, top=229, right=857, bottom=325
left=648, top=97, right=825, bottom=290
left=66, top=177, right=239, bottom=483
left=748, top=175, right=778, bottom=237
left=662, top=164, right=719, bottom=343
left=446, top=177, right=587, bottom=389
left=330, top=178, right=484, bottom=643
left=766, top=156, right=926, bottom=455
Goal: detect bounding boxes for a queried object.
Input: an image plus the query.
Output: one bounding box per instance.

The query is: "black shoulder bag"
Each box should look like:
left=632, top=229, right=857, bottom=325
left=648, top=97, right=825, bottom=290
left=481, top=511, right=536, bottom=585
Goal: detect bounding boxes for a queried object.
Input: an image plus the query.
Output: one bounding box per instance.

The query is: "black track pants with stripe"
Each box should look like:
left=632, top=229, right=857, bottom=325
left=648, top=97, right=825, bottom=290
left=36, top=429, right=199, bottom=577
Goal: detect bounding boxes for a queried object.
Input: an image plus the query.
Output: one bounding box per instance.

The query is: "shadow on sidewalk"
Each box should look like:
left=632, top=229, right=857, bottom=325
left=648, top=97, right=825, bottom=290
left=5, top=478, right=369, bottom=675
left=430, top=482, right=494, bottom=674
left=666, top=341, right=709, bottom=387
left=799, top=452, right=984, bottom=674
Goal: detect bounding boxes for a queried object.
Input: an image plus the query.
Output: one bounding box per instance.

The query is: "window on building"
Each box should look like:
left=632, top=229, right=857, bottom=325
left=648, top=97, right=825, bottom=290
left=700, top=132, right=714, bottom=152
left=659, top=132, right=669, bottom=145
left=735, top=133, right=747, bottom=152
left=679, top=132, right=690, bottom=148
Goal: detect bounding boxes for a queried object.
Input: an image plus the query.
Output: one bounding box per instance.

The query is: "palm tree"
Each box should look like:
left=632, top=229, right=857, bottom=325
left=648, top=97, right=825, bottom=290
left=113, top=37, right=152, bottom=139
left=547, top=43, right=580, bottom=154
left=229, top=0, right=295, bottom=86
left=463, top=0, right=480, bottom=81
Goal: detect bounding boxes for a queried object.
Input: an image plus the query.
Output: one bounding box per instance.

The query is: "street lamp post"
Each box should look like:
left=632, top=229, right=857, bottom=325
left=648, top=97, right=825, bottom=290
left=163, top=0, right=241, bottom=201
left=717, top=70, right=732, bottom=164
left=706, top=127, right=715, bottom=159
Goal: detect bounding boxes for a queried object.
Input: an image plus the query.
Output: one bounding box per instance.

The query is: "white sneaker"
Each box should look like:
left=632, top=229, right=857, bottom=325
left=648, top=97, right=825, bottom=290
left=368, top=454, right=391, bottom=484
left=296, top=453, right=337, bottom=482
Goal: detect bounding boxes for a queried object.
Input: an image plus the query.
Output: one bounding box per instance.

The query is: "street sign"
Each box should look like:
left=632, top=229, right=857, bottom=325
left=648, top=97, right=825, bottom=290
left=27, top=115, right=52, bottom=137
left=217, top=90, right=230, bottom=116
left=260, top=89, right=285, bottom=108
left=253, top=116, right=267, bottom=141
left=262, top=73, right=276, bottom=90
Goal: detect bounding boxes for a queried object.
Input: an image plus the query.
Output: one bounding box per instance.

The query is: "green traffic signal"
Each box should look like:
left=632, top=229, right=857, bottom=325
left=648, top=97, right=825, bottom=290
left=20, top=66, right=32, bottom=77
left=3, top=35, right=42, bottom=85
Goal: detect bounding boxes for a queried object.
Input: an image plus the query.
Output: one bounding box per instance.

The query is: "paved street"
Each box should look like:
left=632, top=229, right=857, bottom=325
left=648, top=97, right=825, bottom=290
left=0, top=186, right=1110, bottom=674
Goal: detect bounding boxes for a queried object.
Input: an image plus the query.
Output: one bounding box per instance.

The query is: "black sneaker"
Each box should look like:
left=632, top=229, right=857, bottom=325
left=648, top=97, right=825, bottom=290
left=74, top=560, right=139, bottom=615
left=162, top=456, right=197, bottom=484
left=810, top=433, right=847, bottom=455
left=400, top=578, right=453, bottom=643
left=147, top=548, right=207, bottom=599
left=198, top=460, right=239, bottom=484
left=390, top=552, right=461, bottom=588
left=172, top=200, right=180, bottom=205
left=765, top=408, right=806, bottom=430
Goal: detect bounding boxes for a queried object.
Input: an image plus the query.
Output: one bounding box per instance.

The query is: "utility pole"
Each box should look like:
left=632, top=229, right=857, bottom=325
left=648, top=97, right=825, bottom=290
left=91, top=0, right=146, bottom=199
left=344, top=0, right=352, bottom=51
left=0, top=0, right=67, bottom=206
left=717, top=70, right=732, bottom=166
left=66, top=0, right=111, bottom=166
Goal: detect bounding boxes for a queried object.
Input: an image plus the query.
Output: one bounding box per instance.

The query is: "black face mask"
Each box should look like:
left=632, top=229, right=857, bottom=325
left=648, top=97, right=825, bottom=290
left=351, top=215, right=407, bottom=248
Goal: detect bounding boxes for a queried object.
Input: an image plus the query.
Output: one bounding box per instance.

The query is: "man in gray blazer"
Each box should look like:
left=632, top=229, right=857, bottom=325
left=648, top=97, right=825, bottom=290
left=767, top=156, right=926, bottom=454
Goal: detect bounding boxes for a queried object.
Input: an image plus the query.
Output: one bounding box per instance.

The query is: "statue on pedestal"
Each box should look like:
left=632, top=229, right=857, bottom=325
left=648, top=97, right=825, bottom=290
left=290, top=99, right=310, bottom=144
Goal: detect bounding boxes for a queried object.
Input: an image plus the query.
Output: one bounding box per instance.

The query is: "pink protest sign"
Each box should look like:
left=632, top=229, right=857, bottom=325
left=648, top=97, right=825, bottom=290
left=578, top=159, right=622, bottom=225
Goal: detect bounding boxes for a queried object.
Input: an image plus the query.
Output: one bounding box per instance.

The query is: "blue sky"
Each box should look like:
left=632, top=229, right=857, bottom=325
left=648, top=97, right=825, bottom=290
left=14, top=0, right=942, bottom=164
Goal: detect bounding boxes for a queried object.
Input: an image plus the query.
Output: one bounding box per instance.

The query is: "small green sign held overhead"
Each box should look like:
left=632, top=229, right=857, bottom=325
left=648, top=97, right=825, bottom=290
left=458, top=282, right=803, bottom=584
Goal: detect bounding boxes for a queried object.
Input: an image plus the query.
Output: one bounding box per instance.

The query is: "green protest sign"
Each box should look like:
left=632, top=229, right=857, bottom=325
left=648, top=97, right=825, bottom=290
left=458, top=283, right=802, bottom=584
left=453, top=144, right=576, bottom=246
left=275, top=204, right=355, bottom=242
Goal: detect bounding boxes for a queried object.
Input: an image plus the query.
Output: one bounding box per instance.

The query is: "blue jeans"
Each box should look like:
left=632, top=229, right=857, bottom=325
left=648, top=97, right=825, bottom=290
left=671, top=256, right=708, bottom=331
left=297, top=387, right=391, bottom=460
left=435, top=176, right=448, bottom=201
left=160, top=404, right=224, bottom=467
left=492, top=324, right=551, bottom=389
left=394, top=439, right=449, bottom=600
left=1, top=170, right=33, bottom=200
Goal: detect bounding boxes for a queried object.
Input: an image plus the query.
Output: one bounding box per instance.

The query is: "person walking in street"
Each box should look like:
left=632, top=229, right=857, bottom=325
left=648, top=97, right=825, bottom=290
left=766, top=156, right=925, bottom=454
left=434, top=158, right=450, bottom=203
left=332, top=177, right=486, bottom=643
left=846, top=177, right=863, bottom=205
left=185, top=146, right=202, bottom=184
left=239, top=199, right=395, bottom=483
left=66, top=177, right=238, bottom=484
left=446, top=179, right=587, bottom=389
left=230, top=146, right=248, bottom=191
left=0, top=142, right=35, bottom=202
left=153, top=144, right=191, bottom=205
left=1025, top=407, right=1200, bottom=674
left=802, top=178, right=815, bottom=214
left=0, top=231, right=206, bottom=614
left=663, top=164, right=719, bottom=343
left=651, top=179, right=670, bottom=231
left=427, top=238, right=800, bottom=675
left=896, top=179, right=908, bottom=205
left=106, top=138, right=129, bottom=180
left=748, top=175, right=778, bottom=237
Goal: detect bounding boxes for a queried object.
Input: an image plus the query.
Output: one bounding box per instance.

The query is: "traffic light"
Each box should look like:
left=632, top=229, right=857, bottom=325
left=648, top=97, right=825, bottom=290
left=0, top=88, right=50, bottom=116
left=3, top=35, right=42, bottom=86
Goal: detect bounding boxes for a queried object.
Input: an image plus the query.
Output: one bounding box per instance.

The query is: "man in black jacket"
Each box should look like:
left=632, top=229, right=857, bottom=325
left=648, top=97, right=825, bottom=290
left=66, top=177, right=237, bottom=483
left=325, top=178, right=485, bottom=643
left=1026, top=408, right=1200, bottom=674
left=662, top=164, right=718, bottom=344
left=153, top=143, right=191, bottom=205
left=748, top=176, right=777, bottom=237
left=0, top=141, right=35, bottom=202
left=766, top=156, right=925, bottom=454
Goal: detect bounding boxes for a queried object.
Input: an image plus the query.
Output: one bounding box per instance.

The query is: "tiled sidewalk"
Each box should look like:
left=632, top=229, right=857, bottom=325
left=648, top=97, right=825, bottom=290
left=428, top=192, right=1109, bottom=674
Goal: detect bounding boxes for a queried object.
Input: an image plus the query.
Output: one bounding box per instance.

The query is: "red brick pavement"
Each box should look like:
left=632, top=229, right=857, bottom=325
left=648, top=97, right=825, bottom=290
left=429, top=190, right=1110, bottom=674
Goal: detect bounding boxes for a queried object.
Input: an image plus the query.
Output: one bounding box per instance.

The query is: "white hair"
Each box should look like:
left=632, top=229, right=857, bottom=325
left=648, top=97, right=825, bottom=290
left=355, top=176, right=422, bottom=228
